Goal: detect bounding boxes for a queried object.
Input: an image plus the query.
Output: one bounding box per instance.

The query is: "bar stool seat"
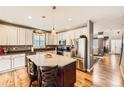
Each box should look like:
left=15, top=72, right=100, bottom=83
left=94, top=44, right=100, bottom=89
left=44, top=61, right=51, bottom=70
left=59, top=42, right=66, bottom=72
left=27, top=59, right=38, bottom=87
left=41, top=65, right=58, bottom=87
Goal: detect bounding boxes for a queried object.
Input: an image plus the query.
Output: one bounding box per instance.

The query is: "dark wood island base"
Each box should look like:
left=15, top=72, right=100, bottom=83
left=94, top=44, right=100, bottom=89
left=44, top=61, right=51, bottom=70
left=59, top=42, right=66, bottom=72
left=57, top=62, right=76, bottom=87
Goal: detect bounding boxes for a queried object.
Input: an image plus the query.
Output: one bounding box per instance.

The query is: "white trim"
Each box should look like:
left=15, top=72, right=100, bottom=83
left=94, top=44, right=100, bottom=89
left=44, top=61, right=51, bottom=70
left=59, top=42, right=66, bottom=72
left=0, top=66, right=25, bottom=74
left=87, top=58, right=102, bottom=72
left=120, top=66, right=124, bottom=79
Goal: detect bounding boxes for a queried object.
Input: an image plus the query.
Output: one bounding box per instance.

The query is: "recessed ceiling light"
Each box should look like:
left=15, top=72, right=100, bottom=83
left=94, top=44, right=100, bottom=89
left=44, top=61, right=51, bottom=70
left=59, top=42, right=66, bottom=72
left=54, top=24, right=57, bottom=27
left=42, top=16, right=46, bottom=18
left=68, top=18, right=72, bottom=21
left=28, top=16, right=32, bottom=19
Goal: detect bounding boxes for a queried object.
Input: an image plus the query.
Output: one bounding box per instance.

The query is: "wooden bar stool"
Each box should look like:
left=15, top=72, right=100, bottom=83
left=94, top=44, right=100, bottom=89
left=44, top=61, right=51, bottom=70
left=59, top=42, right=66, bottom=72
left=41, top=65, right=58, bottom=87
left=27, top=59, right=38, bottom=87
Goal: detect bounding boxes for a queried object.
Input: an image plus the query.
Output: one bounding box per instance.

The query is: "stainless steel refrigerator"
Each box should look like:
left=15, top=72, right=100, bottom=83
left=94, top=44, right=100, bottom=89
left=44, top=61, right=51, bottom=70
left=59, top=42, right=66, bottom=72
left=77, top=35, right=88, bottom=71
left=120, top=32, right=124, bottom=78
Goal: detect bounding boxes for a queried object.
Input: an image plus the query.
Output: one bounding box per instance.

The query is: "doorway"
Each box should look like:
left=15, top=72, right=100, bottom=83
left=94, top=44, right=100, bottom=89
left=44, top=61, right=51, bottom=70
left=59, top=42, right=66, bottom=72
left=111, top=39, right=121, bottom=54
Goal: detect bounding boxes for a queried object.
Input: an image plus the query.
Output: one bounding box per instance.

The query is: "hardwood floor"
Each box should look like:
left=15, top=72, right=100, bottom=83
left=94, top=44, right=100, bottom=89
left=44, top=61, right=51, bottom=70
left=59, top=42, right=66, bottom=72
left=0, top=54, right=124, bottom=87
left=0, top=68, right=30, bottom=87
left=92, top=54, right=124, bottom=87
left=75, top=70, right=92, bottom=87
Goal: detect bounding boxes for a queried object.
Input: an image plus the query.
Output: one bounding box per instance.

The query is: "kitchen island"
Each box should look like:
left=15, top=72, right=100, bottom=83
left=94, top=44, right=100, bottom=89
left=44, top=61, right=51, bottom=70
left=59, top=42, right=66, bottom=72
left=27, top=52, right=76, bottom=87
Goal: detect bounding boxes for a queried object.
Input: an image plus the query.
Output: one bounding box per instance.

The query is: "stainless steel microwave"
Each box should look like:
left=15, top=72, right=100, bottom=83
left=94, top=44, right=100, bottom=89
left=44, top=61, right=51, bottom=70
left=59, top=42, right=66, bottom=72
left=59, top=40, right=66, bottom=45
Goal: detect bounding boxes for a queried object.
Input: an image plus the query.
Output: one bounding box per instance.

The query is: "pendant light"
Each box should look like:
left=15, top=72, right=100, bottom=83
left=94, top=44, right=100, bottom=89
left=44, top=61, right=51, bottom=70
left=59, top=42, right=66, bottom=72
left=51, top=6, right=56, bottom=35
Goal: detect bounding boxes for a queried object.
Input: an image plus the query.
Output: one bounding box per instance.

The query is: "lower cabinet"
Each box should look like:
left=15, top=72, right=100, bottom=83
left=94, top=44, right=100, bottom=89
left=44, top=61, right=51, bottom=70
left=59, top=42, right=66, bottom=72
left=0, top=56, right=11, bottom=71
left=0, top=54, right=25, bottom=73
left=12, top=54, right=26, bottom=69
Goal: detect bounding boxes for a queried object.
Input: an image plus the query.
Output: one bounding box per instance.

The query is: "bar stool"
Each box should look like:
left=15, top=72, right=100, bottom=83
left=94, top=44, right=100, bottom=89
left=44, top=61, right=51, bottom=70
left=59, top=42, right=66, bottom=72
left=27, top=59, right=38, bottom=87
left=41, top=65, right=58, bottom=87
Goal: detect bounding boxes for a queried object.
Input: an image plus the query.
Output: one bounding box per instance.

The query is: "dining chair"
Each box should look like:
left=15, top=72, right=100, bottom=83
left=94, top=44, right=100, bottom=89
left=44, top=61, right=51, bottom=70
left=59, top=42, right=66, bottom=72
left=41, top=65, right=58, bottom=87
left=27, top=59, right=38, bottom=87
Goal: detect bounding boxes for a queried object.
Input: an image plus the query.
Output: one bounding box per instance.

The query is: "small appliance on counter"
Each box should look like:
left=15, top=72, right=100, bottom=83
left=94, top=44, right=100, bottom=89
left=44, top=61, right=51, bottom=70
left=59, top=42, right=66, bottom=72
left=0, top=48, right=5, bottom=55
left=57, top=46, right=64, bottom=55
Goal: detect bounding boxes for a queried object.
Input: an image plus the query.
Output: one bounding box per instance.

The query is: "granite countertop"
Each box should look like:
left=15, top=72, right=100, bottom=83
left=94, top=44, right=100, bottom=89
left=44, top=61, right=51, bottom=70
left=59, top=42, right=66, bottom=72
left=0, top=48, right=55, bottom=56
left=6, top=47, right=55, bottom=54
left=27, top=52, right=76, bottom=67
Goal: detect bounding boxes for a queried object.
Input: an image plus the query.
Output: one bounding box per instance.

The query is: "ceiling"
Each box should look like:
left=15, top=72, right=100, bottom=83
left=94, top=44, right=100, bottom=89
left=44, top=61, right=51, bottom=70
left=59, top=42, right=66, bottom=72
left=0, top=6, right=124, bottom=33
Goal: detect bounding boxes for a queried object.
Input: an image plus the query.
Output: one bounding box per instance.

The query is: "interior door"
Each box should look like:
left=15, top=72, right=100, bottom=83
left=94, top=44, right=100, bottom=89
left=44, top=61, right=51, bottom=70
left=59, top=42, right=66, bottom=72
left=115, top=40, right=121, bottom=54
left=111, top=40, right=116, bottom=54
left=93, top=39, right=98, bottom=55
left=111, top=39, right=121, bottom=54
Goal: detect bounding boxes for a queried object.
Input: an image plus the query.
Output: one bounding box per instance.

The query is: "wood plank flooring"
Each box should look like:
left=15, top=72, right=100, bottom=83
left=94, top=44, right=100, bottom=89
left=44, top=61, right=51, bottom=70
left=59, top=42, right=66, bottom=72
left=92, top=54, right=124, bottom=87
left=0, top=54, right=124, bottom=87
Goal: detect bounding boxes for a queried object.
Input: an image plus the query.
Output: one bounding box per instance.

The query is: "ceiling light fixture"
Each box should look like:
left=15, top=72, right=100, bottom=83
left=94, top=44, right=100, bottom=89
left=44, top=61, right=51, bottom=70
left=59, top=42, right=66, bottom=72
left=54, top=24, right=57, bottom=27
left=68, top=18, right=72, bottom=21
left=51, top=6, right=56, bottom=35
left=42, top=16, right=46, bottom=18
left=28, top=16, right=32, bottom=19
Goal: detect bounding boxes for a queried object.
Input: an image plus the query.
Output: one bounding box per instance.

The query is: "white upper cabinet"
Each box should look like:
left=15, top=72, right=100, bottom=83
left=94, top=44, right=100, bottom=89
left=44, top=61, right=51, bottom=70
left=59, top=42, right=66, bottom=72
left=81, top=27, right=88, bottom=37
left=0, top=25, right=8, bottom=45
left=66, top=31, right=71, bottom=45
left=57, top=28, right=87, bottom=45
left=53, top=34, right=58, bottom=45
left=45, top=33, right=49, bottom=45
left=0, top=25, right=33, bottom=45
left=18, top=28, right=26, bottom=45
left=74, top=29, right=82, bottom=39
left=61, top=33, right=65, bottom=40
left=7, top=26, right=18, bottom=45
left=69, top=31, right=75, bottom=40
left=57, top=33, right=61, bottom=42
left=25, top=29, right=33, bottom=45
left=46, top=33, right=54, bottom=45
left=46, top=33, right=58, bottom=45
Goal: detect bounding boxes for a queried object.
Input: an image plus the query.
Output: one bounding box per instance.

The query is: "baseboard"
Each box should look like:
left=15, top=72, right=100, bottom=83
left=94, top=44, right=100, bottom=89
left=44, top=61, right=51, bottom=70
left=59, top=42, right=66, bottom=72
left=87, top=58, right=102, bottom=72
left=120, top=66, right=124, bottom=79
left=0, top=66, right=25, bottom=74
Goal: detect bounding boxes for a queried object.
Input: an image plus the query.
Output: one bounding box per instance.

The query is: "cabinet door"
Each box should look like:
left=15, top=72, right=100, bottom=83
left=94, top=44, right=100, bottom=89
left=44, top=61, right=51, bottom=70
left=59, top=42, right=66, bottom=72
left=18, top=28, right=26, bottom=45
left=7, top=26, right=18, bottom=45
left=48, top=33, right=54, bottom=45
left=81, top=28, right=88, bottom=37
left=25, top=29, right=33, bottom=45
left=70, top=31, right=74, bottom=40
left=74, top=29, right=81, bottom=39
left=57, top=33, right=61, bottom=43
left=0, top=25, right=8, bottom=45
left=12, top=54, right=25, bottom=68
left=66, top=32, right=71, bottom=45
left=0, top=56, right=11, bottom=72
left=45, top=33, right=49, bottom=45
left=59, top=33, right=62, bottom=40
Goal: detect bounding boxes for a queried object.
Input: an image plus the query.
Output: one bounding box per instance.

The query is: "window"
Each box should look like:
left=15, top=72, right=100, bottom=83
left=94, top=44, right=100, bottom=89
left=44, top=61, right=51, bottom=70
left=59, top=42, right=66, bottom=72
left=33, top=33, right=45, bottom=48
